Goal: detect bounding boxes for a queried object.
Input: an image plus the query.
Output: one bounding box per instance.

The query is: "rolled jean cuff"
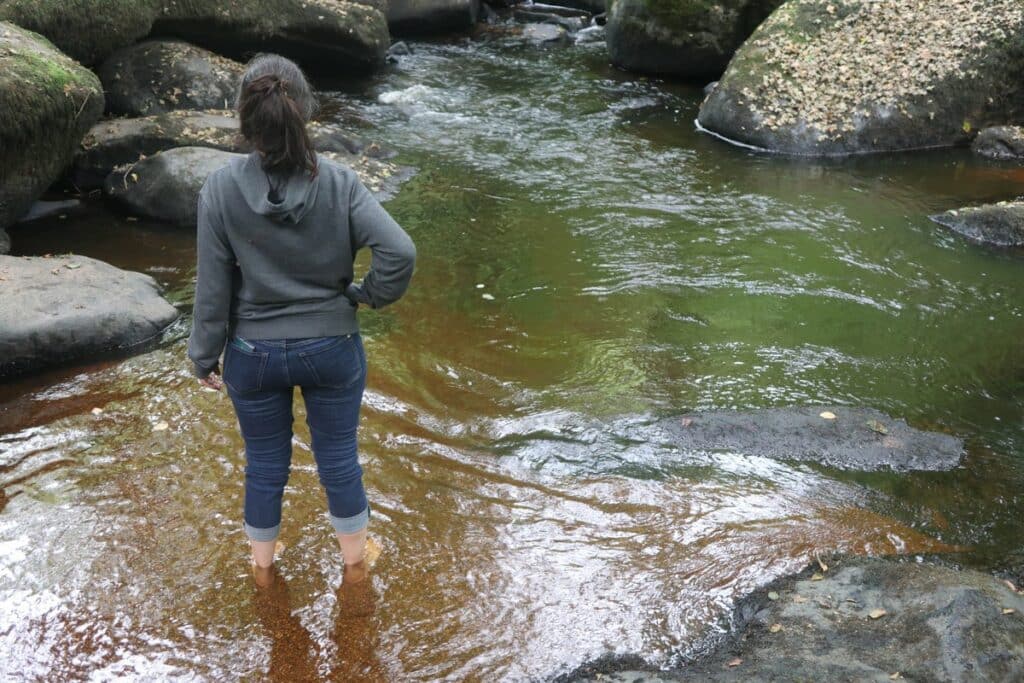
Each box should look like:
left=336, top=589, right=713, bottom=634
left=330, top=506, right=369, bottom=534
left=245, top=522, right=281, bottom=542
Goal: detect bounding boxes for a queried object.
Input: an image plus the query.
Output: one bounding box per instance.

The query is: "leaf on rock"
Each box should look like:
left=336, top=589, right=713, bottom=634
left=819, top=411, right=837, bottom=420
left=90, top=407, right=103, bottom=416
left=811, top=573, right=825, bottom=581
left=866, top=419, right=889, bottom=435
left=153, top=421, right=169, bottom=431
left=869, top=608, right=887, bottom=619
left=680, top=417, right=694, bottom=428
left=770, top=623, right=783, bottom=633
left=64, top=263, right=81, bottom=270
left=1003, top=608, right=1016, bottom=615
left=726, top=658, right=742, bottom=668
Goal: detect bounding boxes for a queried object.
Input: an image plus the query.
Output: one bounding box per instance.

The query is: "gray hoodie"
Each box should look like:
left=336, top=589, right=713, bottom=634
left=187, top=153, right=416, bottom=378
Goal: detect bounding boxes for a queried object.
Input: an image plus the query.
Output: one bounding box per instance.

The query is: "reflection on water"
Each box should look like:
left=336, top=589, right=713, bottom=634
left=2, top=35, right=1023, bottom=681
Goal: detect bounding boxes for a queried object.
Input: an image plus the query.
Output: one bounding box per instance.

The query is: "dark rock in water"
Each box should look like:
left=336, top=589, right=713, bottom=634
left=521, top=23, right=569, bottom=44
left=972, top=126, right=1024, bottom=160
left=519, top=3, right=591, bottom=19
left=514, top=10, right=587, bottom=32
left=703, top=80, right=718, bottom=96
left=387, top=41, right=414, bottom=60
left=0, top=0, right=158, bottom=65
left=664, top=407, right=963, bottom=471
left=151, top=0, right=389, bottom=74
left=0, top=22, right=104, bottom=230
left=698, top=0, right=1024, bottom=155
left=104, top=146, right=410, bottom=226
left=606, top=0, right=782, bottom=80
left=571, top=557, right=1024, bottom=682
left=73, top=110, right=365, bottom=190
left=930, top=201, right=1024, bottom=249
left=0, top=254, right=179, bottom=379
left=388, top=0, right=480, bottom=35
left=98, top=40, right=244, bottom=117
left=546, top=0, right=605, bottom=12
left=16, top=199, right=83, bottom=224
left=0, top=228, right=9, bottom=255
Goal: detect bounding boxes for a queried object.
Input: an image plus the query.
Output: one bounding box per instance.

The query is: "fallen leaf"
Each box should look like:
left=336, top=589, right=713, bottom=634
left=768, top=591, right=780, bottom=601
left=819, top=411, right=837, bottom=420
left=890, top=674, right=903, bottom=680
left=869, top=608, right=887, bottom=619
left=793, top=595, right=808, bottom=604
left=680, top=417, right=694, bottom=427
left=1003, top=608, right=1016, bottom=615
left=816, top=554, right=829, bottom=572
left=153, top=421, right=169, bottom=431
left=770, top=623, right=783, bottom=633
left=1004, top=579, right=1019, bottom=593
left=726, top=658, right=742, bottom=668
left=91, top=407, right=103, bottom=416
left=866, top=419, right=889, bottom=435
left=811, top=573, right=825, bottom=581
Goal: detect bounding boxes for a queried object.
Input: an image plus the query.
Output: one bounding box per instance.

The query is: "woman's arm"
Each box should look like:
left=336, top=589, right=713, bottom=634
left=188, top=188, right=235, bottom=379
left=345, top=177, right=417, bottom=309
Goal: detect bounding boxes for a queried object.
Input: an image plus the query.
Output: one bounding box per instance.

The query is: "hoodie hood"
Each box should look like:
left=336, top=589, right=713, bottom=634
left=231, top=152, right=320, bottom=224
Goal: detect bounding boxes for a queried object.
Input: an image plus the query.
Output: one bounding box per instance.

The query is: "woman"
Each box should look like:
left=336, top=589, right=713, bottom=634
left=188, top=54, right=416, bottom=587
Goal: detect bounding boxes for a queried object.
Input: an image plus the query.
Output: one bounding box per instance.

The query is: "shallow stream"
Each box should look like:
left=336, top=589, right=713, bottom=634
left=2, top=34, right=1023, bottom=681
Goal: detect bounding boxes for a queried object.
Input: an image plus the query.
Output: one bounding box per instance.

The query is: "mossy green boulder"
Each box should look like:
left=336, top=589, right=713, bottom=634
left=152, top=0, right=390, bottom=73
left=698, top=0, right=1024, bottom=155
left=605, top=0, right=782, bottom=80
left=0, top=0, right=158, bottom=65
left=0, top=22, right=104, bottom=231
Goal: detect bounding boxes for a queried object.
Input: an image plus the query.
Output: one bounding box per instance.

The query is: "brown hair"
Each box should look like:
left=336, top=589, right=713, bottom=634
left=237, top=54, right=318, bottom=177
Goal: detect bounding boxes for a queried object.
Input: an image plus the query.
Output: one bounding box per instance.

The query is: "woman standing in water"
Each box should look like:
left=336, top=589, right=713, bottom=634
left=187, top=54, right=416, bottom=587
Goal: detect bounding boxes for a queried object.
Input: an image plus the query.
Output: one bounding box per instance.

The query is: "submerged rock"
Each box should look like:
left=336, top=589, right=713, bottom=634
left=664, top=407, right=963, bottom=471
left=105, top=146, right=409, bottom=226
left=388, top=0, right=480, bottom=35
left=572, top=556, right=1024, bottom=682
left=972, top=126, right=1024, bottom=161
left=606, top=0, right=782, bottom=80
left=521, top=23, right=569, bottom=45
left=930, top=201, right=1024, bottom=249
left=152, top=0, right=390, bottom=73
left=0, top=0, right=158, bottom=65
left=698, top=0, right=1024, bottom=155
left=0, top=254, right=179, bottom=379
left=0, top=22, right=104, bottom=230
left=73, top=110, right=365, bottom=189
left=98, top=40, right=244, bottom=117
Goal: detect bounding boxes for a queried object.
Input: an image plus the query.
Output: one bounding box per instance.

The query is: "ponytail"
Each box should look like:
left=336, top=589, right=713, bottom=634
left=237, top=56, right=318, bottom=177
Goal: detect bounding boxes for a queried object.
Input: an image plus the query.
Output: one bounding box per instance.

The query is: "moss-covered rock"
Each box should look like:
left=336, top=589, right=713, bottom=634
left=973, top=126, right=1024, bottom=161
left=388, top=0, right=480, bottom=36
left=98, top=40, right=244, bottom=117
left=930, top=200, right=1024, bottom=249
left=606, top=0, right=782, bottom=80
left=697, top=0, right=1024, bottom=155
left=0, top=22, right=104, bottom=230
left=152, top=0, right=390, bottom=73
left=0, top=0, right=158, bottom=65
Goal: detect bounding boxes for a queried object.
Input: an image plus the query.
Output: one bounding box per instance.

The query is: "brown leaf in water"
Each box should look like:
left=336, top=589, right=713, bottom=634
left=869, top=608, right=887, bottom=619
left=726, top=658, right=742, bottom=668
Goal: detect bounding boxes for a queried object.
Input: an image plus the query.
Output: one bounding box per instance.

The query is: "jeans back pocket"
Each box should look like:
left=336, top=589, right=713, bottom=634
left=223, top=340, right=270, bottom=394
left=298, top=335, right=363, bottom=389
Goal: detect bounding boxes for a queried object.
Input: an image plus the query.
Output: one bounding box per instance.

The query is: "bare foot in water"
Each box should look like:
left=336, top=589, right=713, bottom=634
left=337, top=537, right=382, bottom=618
left=251, top=540, right=287, bottom=588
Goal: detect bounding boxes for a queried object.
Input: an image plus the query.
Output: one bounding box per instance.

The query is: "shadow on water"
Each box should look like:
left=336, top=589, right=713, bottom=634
left=1, top=36, right=1023, bottom=680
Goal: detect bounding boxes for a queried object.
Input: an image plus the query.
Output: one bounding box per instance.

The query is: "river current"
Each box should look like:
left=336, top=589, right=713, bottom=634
left=1, top=33, right=1022, bottom=681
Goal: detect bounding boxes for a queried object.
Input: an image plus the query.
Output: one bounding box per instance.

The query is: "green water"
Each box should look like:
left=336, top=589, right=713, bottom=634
left=1, top=34, right=1022, bottom=680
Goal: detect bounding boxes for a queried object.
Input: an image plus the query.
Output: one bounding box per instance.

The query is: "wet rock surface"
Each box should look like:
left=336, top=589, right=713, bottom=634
left=388, top=0, right=480, bottom=35
left=698, top=0, right=1024, bottom=155
left=0, top=22, right=104, bottom=230
left=104, top=146, right=410, bottom=226
left=606, top=0, right=782, bottom=80
left=972, top=126, right=1024, bottom=161
left=98, top=40, right=244, bottom=117
left=663, top=407, right=963, bottom=471
left=151, top=0, right=390, bottom=74
left=73, top=110, right=367, bottom=189
left=0, top=228, right=9, bottom=255
left=570, top=557, right=1024, bottom=682
left=0, top=254, right=179, bottom=379
left=0, top=0, right=158, bottom=65
left=930, top=201, right=1024, bottom=249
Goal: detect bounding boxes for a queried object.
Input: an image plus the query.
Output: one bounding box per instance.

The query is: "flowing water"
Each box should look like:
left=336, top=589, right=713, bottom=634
left=3, top=32, right=1024, bottom=681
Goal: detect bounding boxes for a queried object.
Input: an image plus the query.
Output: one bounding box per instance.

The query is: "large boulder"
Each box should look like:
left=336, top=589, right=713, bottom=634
left=72, top=110, right=364, bottom=189
left=104, top=146, right=408, bottom=225
left=698, top=0, right=1024, bottom=155
left=0, top=23, right=104, bottom=231
left=151, top=0, right=390, bottom=73
left=98, top=40, right=244, bottom=117
left=572, top=557, right=1024, bottom=682
left=664, top=407, right=963, bottom=471
left=388, top=0, right=480, bottom=36
left=0, top=254, right=179, bottom=378
left=930, top=200, right=1024, bottom=249
left=606, top=0, right=782, bottom=80
left=973, top=126, right=1024, bottom=161
left=0, top=0, right=158, bottom=65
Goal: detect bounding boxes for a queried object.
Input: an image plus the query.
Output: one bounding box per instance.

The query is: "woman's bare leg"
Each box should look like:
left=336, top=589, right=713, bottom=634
left=252, top=539, right=277, bottom=568
left=337, top=528, right=369, bottom=582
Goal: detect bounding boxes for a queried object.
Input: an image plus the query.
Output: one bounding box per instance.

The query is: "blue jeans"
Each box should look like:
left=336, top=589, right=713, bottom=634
left=222, top=333, right=369, bottom=542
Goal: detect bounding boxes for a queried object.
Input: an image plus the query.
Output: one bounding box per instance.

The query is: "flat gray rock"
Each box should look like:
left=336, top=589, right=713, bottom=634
left=0, top=255, right=179, bottom=378
left=663, top=407, right=963, bottom=471
left=931, top=200, right=1024, bottom=248
left=973, top=126, right=1024, bottom=160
